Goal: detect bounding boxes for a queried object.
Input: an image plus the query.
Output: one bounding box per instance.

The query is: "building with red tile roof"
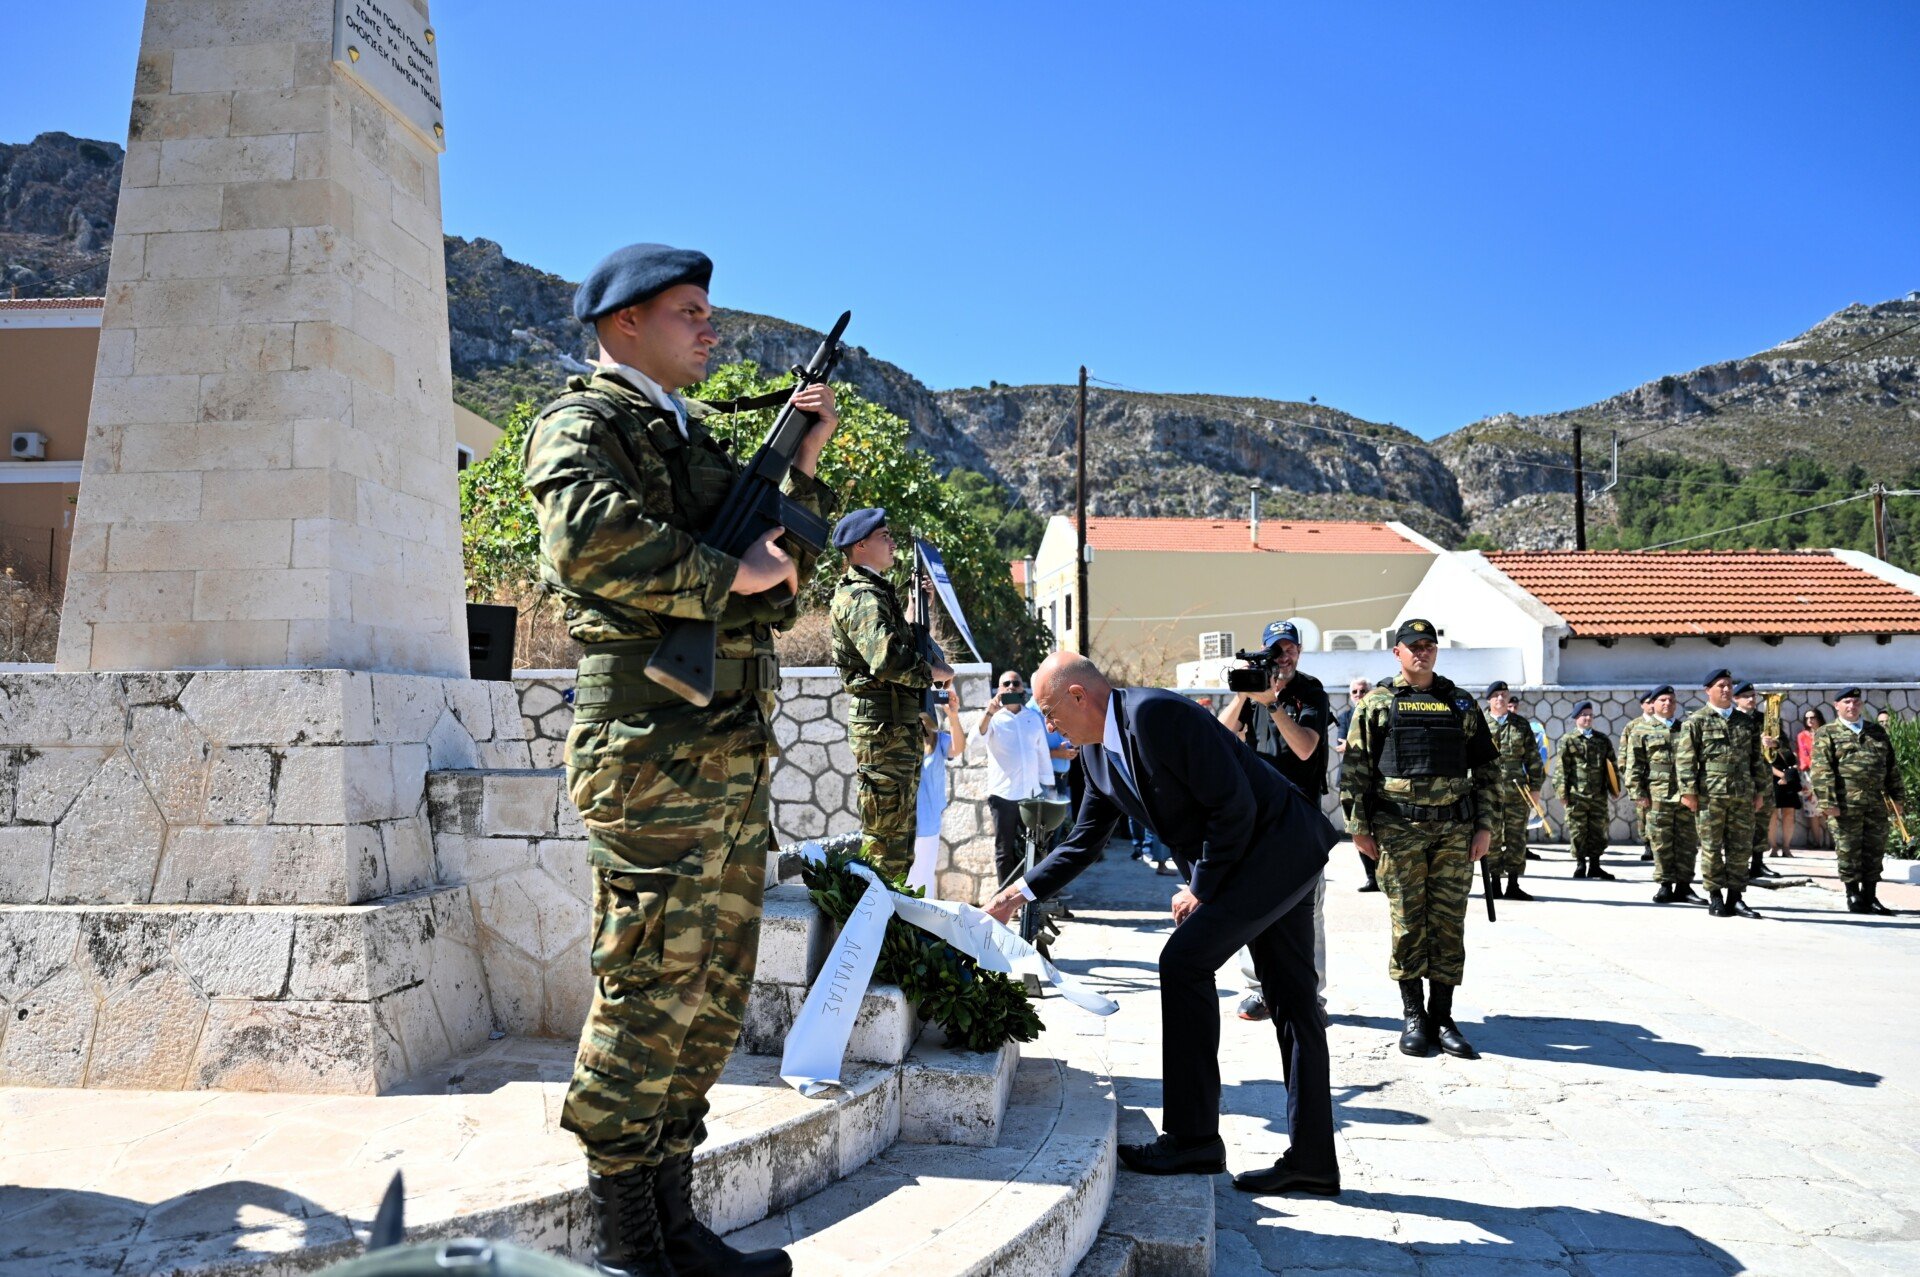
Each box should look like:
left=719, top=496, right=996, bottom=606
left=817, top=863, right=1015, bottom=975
left=1394, top=548, right=1920, bottom=686
left=1029, top=508, right=1442, bottom=681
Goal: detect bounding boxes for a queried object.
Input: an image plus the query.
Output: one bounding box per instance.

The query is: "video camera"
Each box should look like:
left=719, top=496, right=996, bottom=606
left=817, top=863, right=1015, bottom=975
left=1226, top=648, right=1278, bottom=694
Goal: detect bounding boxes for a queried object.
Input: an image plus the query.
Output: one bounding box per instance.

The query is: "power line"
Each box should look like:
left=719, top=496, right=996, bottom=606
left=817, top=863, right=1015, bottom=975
left=1636, top=493, right=1869, bottom=551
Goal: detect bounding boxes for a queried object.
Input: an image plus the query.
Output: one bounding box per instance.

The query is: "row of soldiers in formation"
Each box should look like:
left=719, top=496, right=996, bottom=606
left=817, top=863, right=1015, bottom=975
left=1487, top=672, right=1908, bottom=917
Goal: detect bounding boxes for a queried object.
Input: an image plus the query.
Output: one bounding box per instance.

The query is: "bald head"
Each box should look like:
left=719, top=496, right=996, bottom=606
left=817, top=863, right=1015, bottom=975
left=1032, top=653, right=1113, bottom=745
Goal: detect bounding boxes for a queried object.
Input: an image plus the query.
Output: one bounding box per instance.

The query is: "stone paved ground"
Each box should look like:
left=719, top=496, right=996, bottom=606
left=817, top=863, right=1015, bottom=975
left=1048, top=839, right=1920, bottom=1276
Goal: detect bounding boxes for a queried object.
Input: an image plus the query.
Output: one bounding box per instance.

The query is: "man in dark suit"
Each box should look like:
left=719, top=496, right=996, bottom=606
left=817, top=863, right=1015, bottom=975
left=984, top=654, right=1342, bottom=1194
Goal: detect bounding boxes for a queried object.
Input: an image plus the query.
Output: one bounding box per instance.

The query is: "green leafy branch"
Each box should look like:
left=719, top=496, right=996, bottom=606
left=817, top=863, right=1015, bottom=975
left=797, top=842, right=1043, bottom=1053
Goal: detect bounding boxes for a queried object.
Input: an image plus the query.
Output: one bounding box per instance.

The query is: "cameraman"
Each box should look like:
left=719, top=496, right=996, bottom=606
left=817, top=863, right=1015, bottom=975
left=1218, top=620, right=1330, bottom=1022
left=976, top=669, right=1054, bottom=888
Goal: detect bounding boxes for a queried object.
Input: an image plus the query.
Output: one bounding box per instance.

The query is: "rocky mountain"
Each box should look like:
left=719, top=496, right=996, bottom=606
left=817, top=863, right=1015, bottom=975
left=7, top=128, right=1914, bottom=556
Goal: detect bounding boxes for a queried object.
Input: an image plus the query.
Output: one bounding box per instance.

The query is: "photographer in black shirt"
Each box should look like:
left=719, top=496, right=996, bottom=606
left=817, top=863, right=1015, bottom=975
left=1217, top=620, right=1331, bottom=1022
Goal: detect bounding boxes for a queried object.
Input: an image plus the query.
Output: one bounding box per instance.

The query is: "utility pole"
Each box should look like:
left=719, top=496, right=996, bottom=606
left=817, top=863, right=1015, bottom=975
left=1872, top=482, right=1887, bottom=560
left=1572, top=423, right=1587, bottom=551
left=1075, top=366, right=1089, bottom=656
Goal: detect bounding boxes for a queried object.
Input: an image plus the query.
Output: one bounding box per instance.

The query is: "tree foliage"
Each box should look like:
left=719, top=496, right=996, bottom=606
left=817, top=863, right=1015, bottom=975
left=944, top=467, right=1048, bottom=560
left=457, top=365, right=1054, bottom=674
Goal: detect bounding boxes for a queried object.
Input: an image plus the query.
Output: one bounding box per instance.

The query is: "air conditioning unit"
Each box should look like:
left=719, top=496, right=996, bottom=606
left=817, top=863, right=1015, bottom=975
left=1198, top=630, right=1235, bottom=660
left=10, top=431, right=47, bottom=460
left=1323, top=629, right=1381, bottom=651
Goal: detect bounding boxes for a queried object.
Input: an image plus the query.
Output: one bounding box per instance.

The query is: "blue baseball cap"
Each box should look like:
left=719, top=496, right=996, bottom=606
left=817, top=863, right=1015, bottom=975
left=1262, top=619, right=1301, bottom=650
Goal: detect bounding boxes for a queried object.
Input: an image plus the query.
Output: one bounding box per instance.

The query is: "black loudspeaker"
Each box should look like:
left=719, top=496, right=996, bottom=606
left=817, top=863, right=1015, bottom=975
left=466, top=603, right=517, bottom=681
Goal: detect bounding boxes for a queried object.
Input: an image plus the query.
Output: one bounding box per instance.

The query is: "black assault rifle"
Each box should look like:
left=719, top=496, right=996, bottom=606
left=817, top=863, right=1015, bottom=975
left=645, top=311, right=850, bottom=705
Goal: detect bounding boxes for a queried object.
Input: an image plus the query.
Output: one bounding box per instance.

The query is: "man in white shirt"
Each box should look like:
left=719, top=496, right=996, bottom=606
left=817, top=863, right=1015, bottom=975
left=975, top=669, right=1055, bottom=886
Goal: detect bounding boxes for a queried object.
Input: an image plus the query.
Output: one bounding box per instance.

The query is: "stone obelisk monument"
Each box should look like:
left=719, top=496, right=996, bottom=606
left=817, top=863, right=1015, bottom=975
left=57, top=0, right=464, bottom=675
left=0, top=0, right=533, bottom=1094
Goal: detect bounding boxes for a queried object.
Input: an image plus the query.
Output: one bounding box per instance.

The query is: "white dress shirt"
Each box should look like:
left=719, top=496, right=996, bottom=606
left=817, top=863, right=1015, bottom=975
left=593, top=359, right=688, bottom=437
left=980, top=703, right=1053, bottom=802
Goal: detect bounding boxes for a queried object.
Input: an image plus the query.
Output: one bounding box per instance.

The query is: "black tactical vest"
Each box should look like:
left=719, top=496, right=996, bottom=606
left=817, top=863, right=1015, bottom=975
left=1377, top=681, right=1472, bottom=779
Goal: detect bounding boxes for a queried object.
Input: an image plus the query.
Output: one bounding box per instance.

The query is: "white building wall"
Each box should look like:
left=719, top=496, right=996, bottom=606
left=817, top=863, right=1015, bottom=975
left=1393, top=552, right=1567, bottom=684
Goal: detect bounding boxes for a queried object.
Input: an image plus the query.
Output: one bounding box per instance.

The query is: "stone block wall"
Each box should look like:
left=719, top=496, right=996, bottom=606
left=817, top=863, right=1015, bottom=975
left=513, top=665, right=1005, bottom=903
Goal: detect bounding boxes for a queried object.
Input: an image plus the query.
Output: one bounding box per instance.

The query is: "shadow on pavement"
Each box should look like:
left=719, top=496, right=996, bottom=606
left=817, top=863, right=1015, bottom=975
left=1242, top=1187, right=1742, bottom=1273
left=0, top=1180, right=358, bottom=1271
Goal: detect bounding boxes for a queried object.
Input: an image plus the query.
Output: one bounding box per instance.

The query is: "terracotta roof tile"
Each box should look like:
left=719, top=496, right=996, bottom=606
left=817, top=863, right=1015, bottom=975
left=1083, top=517, right=1428, bottom=555
left=0, top=297, right=103, bottom=310
left=1483, top=550, right=1920, bottom=637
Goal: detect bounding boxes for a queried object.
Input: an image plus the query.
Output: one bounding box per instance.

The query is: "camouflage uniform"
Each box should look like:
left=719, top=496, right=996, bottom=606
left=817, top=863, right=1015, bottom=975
left=1341, top=674, right=1500, bottom=986
left=1488, top=713, right=1545, bottom=878
left=1626, top=713, right=1698, bottom=886
left=830, top=564, right=933, bottom=881
left=1809, top=719, right=1906, bottom=885
left=1556, top=728, right=1617, bottom=869
left=524, top=370, right=835, bottom=1175
left=1676, top=703, right=1767, bottom=895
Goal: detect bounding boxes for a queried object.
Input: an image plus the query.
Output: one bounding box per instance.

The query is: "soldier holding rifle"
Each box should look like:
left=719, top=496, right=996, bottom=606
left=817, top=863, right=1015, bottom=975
left=1810, top=687, right=1907, bottom=915
left=1628, top=685, right=1703, bottom=904
left=1483, top=680, right=1545, bottom=901
left=524, top=242, right=840, bottom=1277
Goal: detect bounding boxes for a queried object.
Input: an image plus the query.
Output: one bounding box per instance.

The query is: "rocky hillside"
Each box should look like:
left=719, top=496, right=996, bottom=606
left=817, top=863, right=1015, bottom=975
left=7, top=128, right=1914, bottom=555
left=1435, top=297, right=1920, bottom=546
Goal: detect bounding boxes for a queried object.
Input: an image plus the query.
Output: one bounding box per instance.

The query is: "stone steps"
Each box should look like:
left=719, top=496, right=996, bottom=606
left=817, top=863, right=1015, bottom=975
left=721, top=1031, right=1116, bottom=1277
left=1069, top=1169, right=1215, bottom=1277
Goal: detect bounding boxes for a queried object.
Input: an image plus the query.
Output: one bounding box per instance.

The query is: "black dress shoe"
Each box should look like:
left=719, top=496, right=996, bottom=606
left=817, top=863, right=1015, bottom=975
left=1117, top=1133, right=1227, bottom=1176
left=1357, top=881, right=1382, bottom=893
left=1727, top=891, right=1761, bottom=919
left=1676, top=884, right=1704, bottom=903
left=1525, top=849, right=1543, bottom=860
left=1588, top=860, right=1617, bottom=881
left=1427, top=984, right=1479, bottom=1060
left=1502, top=875, right=1534, bottom=901
left=1233, top=1160, right=1342, bottom=1196
left=1749, top=858, right=1781, bottom=880
left=1864, top=882, right=1896, bottom=916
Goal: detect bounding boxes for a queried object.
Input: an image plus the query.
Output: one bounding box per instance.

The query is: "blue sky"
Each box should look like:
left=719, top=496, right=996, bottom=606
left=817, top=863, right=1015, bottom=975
left=6, top=2, right=1916, bottom=438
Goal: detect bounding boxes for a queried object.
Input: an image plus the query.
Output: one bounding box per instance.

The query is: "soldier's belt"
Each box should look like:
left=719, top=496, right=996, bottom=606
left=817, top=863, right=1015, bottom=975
left=1378, top=797, right=1475, bottom=824
left=847, top=688, right=920, bottom=724
left=573, top=642, right=779, bottom=721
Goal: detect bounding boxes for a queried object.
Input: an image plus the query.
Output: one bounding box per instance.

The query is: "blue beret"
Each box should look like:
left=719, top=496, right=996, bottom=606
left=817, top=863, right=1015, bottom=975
left=1485, top=681, right=1509, bottom=697
left=1836, top=686, right=1863, bottom=701
left=1262, top=619, right=1301, bottom=649
left=573, top=242, right=713, bottom=323
left=1733, top=681, right=1755, bottom=696
left=1572, top=700, right=1595, bottom=718
left=832, top=507, right=888, bottom=550
left=1646, top=684, right=1674, bottom=702
left=1702, top=667, right=1733, bottom=688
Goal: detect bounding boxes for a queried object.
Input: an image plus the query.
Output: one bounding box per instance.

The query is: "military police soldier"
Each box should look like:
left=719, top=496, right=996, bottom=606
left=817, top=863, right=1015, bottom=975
left=1341, top=619, right=1500, bottom=1060
left=829, top=507, right=952, bottom=881
left=1484, top=681, right=1545, bottom=900
left=1809, top=687, right=1907, bottom=915
left=1557, top=701, right=1619, bottom=881
left=1734, top=681, right=1783, bottom=881
left=1676, top=668, right=1768, bottom=920
left=524, top=242, right=839, bottom=1277
left=1627, top=685, right=1702, bottom=904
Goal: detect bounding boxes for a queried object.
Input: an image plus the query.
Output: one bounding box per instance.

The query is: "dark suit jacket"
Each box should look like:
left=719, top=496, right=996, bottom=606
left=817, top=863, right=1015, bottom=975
left=1025, top=688, right=1338, bottom=917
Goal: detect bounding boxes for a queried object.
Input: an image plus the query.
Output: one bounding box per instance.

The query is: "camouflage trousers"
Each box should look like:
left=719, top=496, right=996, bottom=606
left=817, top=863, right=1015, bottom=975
left=1831, top=807, right=1890, bottom=884
left=1374, top=815, right=1475, bottom=986
left=1566, top=798, right=1610, bottom=861
left=1492, top=787, right=1530, bottom=877
left=560, top=735, right=770, bottom=1175
left=1644, top=801, right=1698, bottom=884
left=1693, top=794, right=1758, bottom=893
left=1752, top=795, right=1773, bottom=857
left=849, top=718, right=923, bottom=882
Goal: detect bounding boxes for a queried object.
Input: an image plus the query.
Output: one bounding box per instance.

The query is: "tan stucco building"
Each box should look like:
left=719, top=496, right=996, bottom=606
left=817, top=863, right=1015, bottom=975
left=0, top=297, right=500, bottom=593
left=1031, top=513, right=1441, bottom=681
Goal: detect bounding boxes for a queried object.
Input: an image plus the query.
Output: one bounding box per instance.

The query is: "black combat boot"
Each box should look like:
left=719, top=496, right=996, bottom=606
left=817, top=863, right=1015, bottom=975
left=1727, top=889, right=1761, bottom=919
left=1640, top=847, right=1655, bottom=861
left=1708, top=888, right=1729, bottom=917
left=1844, top=881, right=1865, bottom=913
left=587, top=1167, right=673, bottom=1277
left=1676, top=882, right=1704, bottom=904
left=1504, top=874, right=1533, bottom=901
left=656, top=1150, right=793, bottom=1276
left=1571, top=857, right=1590, bottom=880
left=1589, top=857, right=1617, bottom=881
left=1525, top=849, right=1542, bottom=860
left=1864, top=881, right=1896, bottom=916
left=1749, top=853, right=1780, bottom=880
left=1652, top=882, right=1677, bottom=904
left=1397, top=979, right=1432, bottom=1057
left=1426, top=984, right=1479, bottom=1059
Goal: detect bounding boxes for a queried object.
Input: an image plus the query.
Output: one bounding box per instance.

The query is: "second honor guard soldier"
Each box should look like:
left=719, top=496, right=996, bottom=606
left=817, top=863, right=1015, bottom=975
left=1628, top=685, right=1702, bottom=904
left=525, top=243, right=839, bottom=1277
left=1484, top=681, right=1545, bottom=900
left=1735, top=681, right=1782, bottom=880
left=1557, top=701, right=1619, bottom=881
left=1342, top=619, right=1500, bottom=1060
left=1624, top=690, right=1656, bottom=859
left=1810, top=686, right=1907, bottom=914
left=830, top=507, right=952, bottom=881
left=1677, top=668, right=1768, bottom=920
